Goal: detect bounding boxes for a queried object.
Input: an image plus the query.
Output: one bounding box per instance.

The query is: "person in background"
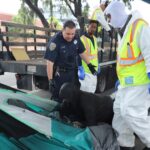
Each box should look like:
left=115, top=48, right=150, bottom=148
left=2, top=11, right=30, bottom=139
left=78, top=20, right=100, bottom=93
left=91, top=0, right=111, bottom=33
left=44, top=20, right=97, bottom=102
left=105, top=1, right=150, bottom=150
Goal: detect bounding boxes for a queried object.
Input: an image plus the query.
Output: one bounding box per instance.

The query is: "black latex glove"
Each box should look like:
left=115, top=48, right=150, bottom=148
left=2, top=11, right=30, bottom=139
left=87, top=63, right=97, bottom=75
left=49, top=79, right=55, bottom=93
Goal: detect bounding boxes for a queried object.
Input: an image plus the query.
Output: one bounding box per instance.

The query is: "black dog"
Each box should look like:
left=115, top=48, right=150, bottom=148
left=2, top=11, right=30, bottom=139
left=59, top=83, right=114, bottom=127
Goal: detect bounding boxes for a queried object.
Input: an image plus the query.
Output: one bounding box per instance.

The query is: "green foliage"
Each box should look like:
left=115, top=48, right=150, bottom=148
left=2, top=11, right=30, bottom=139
left=12, top=1, right=34, bottom=25
left=21, top=0, right=133, bottom=28
left=42, top=0, right=70, bottom=19
left=11, top=1, right=35, bottom=38
left=82, top=2, right=90, bottom=19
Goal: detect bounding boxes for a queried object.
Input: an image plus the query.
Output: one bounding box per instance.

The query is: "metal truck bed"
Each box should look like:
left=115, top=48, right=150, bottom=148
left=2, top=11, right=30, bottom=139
left=0, top=59, right=47, bottom=76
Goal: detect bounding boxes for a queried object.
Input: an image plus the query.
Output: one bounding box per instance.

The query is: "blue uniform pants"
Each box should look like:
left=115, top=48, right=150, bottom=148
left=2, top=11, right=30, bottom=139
left=52, top=69, right=79, bottom=102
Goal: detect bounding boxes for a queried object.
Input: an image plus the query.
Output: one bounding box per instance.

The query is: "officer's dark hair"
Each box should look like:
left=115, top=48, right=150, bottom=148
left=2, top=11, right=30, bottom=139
left=63, top=20, right=76, bottom=29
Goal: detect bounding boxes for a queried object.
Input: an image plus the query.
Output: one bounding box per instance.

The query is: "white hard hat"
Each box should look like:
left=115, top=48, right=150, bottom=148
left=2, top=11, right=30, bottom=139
left=104, top=1, right=128, bottom=28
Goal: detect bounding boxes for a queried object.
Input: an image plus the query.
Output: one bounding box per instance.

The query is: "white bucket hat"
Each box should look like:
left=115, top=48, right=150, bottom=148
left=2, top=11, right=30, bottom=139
left=104, top=1, right=128, bottom=28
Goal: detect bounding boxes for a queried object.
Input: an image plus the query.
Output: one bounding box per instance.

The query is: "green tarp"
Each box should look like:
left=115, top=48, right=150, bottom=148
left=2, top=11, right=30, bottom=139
left=0, top=133, right=21, bottom=150
left=0, top=89, right=94, bottom=150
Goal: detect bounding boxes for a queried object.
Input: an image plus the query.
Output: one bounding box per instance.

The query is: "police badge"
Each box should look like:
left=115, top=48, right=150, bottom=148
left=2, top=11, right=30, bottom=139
left=73, top=40, right=78, bottom=45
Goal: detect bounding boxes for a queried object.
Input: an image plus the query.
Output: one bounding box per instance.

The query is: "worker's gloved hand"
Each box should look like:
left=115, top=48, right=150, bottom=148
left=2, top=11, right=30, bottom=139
left=49, top=79, right=55, bottom=93
left=97, top=64, right=101, bottom=75
left=115, top=80, right=120, bottom=91
left=78, top=66, right=85, bottom=80
left=147, top=72, right=150, bottom=94
left=88, top=63, right=98, bottom=75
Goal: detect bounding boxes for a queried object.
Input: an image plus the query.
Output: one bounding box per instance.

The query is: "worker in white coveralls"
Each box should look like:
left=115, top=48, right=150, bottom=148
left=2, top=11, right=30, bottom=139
left=105, top=1, right=150, bottom=150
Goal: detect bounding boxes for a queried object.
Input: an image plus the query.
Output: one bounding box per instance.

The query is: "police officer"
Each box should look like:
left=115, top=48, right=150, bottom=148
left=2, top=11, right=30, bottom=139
left=44, top=20, right=97, bottom=102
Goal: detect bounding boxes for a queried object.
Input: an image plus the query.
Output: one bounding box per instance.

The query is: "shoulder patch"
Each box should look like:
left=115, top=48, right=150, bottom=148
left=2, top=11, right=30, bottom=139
left=49, top=42, right=56, bottom=51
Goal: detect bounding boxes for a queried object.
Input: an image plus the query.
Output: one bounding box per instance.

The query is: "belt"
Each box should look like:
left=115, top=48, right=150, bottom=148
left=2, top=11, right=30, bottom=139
left=56, top=66, right=77, bottom=72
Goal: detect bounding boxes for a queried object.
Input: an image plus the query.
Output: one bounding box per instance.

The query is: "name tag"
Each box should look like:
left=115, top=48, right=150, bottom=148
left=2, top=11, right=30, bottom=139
left=125, top=76, right=133, bottom=85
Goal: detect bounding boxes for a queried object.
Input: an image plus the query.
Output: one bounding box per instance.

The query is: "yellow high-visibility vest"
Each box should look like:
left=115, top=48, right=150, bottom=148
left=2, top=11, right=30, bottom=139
left=91, top=7, right=102, bottom=21
left=117, top=19, right=150, bottom=86
left=81, top=35, right=98, bottom=74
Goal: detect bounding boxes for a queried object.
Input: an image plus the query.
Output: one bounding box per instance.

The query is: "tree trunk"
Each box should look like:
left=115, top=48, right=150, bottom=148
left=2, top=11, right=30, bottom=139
left=24, top=0, right=49, bottom=28
left=75, top=0, right=84, bottom=33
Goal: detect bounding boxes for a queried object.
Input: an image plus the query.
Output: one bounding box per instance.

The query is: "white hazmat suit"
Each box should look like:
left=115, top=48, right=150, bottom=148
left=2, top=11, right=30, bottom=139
left=105, top=1, right=150, bottom=148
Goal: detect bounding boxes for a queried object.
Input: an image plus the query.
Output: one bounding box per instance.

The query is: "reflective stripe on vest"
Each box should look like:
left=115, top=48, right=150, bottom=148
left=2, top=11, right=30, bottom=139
left=118, top=19, right=148, bottom=66
left=117, top=19, right=149, bottom=86
left=81, top=35, right=97, bottom=60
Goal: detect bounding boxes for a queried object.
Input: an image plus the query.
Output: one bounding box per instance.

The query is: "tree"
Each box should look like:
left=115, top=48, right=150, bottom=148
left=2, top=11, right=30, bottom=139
left=82, top=2, right=89, bottom=18
left=42, top=0, right=68, bottom=19
left=22, top=0, right=133, bottom=28
left=63, top=0, right=82, bottom=29
left=59, top=1, right=70, bottom=19
left=24, top=0, right=49, bottom=28
left=42, top=0, right=54, bottom=19
left=13, top=1, right=34, bottom=25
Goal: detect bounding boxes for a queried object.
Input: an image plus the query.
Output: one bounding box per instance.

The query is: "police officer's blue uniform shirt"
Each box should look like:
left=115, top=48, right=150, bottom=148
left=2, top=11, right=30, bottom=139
left=44, top=32, right=85, bottom=69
